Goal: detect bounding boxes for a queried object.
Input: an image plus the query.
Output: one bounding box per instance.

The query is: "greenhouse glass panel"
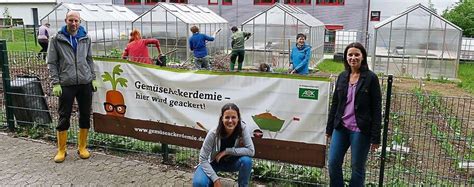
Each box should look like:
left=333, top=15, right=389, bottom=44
left=41, top=2, right=138, bottom=57
left=372, top=3, right=462, bottom=79
left=132, top=3, right=228, bottom=64
left=241, top=3, right=325, bottom=70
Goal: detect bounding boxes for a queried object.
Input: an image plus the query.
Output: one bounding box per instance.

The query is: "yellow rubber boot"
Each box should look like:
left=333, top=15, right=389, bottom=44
left=54, top=131, right=67, bottom=163
left=78, top=128, right=91, bottom=159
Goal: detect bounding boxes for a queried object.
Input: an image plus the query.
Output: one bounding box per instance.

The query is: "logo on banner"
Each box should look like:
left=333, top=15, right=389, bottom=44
left=299, top=88, right=318, bottom=100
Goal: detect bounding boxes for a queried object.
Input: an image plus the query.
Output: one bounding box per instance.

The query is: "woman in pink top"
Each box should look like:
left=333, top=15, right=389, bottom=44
left=122, top=29, right=162, bottom=64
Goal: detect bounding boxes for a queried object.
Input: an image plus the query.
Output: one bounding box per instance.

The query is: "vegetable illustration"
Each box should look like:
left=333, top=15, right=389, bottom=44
left=102, top=65, right=128, bottom=117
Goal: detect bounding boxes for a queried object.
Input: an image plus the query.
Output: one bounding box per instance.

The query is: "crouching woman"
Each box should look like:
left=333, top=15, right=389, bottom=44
left=193, top=103, right=255, bottom=187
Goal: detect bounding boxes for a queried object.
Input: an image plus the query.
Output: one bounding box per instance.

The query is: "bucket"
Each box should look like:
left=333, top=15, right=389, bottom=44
left=155, top=55, right=167, bottom=67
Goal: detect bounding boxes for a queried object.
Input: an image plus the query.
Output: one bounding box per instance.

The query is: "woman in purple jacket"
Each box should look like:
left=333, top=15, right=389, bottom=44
left=326, top=42, right=382, bottom=186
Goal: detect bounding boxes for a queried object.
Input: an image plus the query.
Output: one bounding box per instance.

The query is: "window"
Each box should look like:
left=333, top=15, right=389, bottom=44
left=223, top=0, right=232, bottom=5
left=254, top=0, right=276, bottom=5
left=170, top=0, right=188, bottom=3
left=209, top=0, right=232, bottom=5
left=146, top=0, right=165, bottom=5
left=284, top=0, right=311, bottom=5
left=370, top=11, right=381, bottom=21
left=316, top=0, right=344, bottom=5
left=124, top=0, right=140, bottom=5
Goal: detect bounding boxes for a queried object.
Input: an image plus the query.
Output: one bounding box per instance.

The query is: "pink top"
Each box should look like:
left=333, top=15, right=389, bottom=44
left=122, top=39, right=160, bottom=64
left=342, top=83, right=361, bottom=132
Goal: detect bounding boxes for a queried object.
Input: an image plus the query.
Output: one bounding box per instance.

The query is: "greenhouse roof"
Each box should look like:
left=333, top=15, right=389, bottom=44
left=139, top=3, right=227, bottom=24
left=48, top=2, right=138, bottom=22
left=374, top=3, right=461, bottom=31
left=241, top=3, right=324, bottom=27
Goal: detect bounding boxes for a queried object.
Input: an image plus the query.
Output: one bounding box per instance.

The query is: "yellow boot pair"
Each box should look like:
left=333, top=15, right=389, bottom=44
left=54, top=129, right=90, bottom=163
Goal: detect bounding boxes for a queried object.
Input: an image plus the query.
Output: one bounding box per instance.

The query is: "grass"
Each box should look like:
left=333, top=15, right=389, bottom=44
left=0, top=28, right=41, bottom=51
left=316, top=59, right=344, bottom=74
left=457, top=63, right=474, bottom=93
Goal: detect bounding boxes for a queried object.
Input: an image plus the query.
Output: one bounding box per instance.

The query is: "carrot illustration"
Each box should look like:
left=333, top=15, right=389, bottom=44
left=102, top=65, right=128, bottom=117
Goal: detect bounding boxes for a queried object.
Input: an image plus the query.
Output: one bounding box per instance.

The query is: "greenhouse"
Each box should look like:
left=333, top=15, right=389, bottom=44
left=132, top=3, right=228, bottom=64
left=372, top=3, right=462, bottom=79
left=241, top=3, right=325, bottom=69
left=40, top=2, right=138, bottom=56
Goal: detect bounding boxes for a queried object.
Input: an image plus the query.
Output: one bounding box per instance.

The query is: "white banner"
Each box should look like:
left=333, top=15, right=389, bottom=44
left=92, top=61, right=330, bottom=145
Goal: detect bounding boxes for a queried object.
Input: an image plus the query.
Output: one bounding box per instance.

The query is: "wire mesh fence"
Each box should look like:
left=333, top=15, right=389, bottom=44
left=1, top=47, right=473, bottom=185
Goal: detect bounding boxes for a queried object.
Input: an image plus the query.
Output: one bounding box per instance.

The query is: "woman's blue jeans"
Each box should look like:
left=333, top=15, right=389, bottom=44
left=328, top=127, right=371, bottom=187
left=192, top=156, right=252, bottom=187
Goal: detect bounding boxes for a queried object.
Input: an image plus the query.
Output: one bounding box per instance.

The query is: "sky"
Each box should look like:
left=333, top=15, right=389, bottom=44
left=430, top=0, right=459, bottom=14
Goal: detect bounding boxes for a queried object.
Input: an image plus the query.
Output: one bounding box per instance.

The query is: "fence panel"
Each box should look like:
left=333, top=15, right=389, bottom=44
left=384, top=90, right=474, bottom=185
left=1, top=45, right=473, bottom=185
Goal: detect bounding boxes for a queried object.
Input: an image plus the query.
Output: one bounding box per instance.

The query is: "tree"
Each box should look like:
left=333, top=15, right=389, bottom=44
left=442, top=0, right=474, bottom=37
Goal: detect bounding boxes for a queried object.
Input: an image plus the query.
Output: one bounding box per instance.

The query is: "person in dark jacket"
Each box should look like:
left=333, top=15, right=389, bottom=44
left=290, top=33, right=311, bottom=75
left=326, top=42, right=382, bottom=186
left=192, top=103, right=255, bottom=187
left=230, top=26, right=251, bottom=71
left=47, top=11, right=98, bottom=163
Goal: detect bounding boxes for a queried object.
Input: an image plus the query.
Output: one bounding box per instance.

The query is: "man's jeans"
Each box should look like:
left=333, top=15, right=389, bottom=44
left=194, top=56, right=210, bottom=70
left=192, top=156, right=252, bottom=187
left=328, top=127, right=371, bottom=187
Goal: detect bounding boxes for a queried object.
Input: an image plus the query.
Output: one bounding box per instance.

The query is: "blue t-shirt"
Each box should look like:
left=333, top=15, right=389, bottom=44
left=189, top=33, right=214, bottom=58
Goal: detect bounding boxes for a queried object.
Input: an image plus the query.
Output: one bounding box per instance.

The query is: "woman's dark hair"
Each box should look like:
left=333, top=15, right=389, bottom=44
left=296, top=33, right=306, bottom=40
left=216, top=103, right=242, bottom=137
left=343, top=42, right=369, bottom=72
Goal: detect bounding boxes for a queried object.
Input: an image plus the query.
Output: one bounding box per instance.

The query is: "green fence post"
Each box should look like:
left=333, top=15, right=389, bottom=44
left=0, top=40, right=15, bottom=132
left=379, top=75, right=393, bottom=187
left=162, top=143, right=169, bottom=164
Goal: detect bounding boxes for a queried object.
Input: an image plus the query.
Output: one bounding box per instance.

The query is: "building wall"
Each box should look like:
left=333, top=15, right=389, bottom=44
left=0, top=3, right=56, bottom=26
left=115, top=0, right=370, bottom=33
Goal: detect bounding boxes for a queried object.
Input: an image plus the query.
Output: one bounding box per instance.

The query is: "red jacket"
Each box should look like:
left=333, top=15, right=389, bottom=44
left=122, top=39, right=160, bottom=64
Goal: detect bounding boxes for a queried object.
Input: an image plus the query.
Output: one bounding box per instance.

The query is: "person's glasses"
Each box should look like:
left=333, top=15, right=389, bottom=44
left=103, top=102, right=126, bottom=114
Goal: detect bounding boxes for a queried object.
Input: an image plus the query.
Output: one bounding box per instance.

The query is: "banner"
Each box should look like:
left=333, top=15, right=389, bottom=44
left=93, top=60, right=330, bottom=167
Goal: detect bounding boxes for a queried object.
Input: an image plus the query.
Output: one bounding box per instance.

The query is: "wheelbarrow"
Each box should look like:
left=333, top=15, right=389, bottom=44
left=251, top=112, right=299, bottom=139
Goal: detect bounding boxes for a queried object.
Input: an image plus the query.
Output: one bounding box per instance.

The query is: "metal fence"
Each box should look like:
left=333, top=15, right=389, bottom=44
left=1, top=40, right=473, bottom=185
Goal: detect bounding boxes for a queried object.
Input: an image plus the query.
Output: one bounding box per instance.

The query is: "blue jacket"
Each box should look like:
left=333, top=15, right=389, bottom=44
left=290, top=44, right=311, bottom=75
left=189, top=33, right=214, bottom=58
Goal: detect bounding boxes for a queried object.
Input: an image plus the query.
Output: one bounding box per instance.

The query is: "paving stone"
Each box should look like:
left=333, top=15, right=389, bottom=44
left=0, top=133, right=238, bottom=186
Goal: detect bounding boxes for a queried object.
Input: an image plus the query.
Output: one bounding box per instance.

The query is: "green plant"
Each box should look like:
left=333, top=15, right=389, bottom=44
left=175, top=150, right=196, bottom=166
left=426, top=73, right=431, bottom=81
left=272, top=67, right=289, bottom=74
left=108, top=48, right=122, bottom=58
left=15, top=123, right=51, bottom=139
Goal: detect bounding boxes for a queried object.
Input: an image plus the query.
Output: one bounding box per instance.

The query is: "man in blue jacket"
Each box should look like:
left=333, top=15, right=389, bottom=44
left=47, top=11, right=98, bottom=163
left=189, top=26, right=219, bottom=70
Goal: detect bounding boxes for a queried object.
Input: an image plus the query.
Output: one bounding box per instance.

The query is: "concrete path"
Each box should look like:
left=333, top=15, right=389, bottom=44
left=0, top=133, right=237, bottom=186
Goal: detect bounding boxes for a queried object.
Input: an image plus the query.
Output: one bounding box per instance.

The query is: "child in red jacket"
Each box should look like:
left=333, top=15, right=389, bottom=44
left=122, top=29, right=161, bottom=64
